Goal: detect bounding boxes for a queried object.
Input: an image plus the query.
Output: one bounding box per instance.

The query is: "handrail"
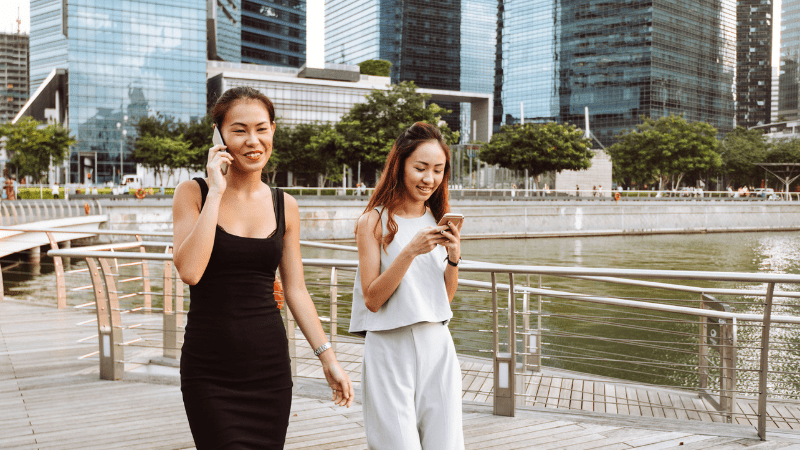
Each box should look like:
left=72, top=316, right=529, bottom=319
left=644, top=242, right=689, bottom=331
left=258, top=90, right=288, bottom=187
left=44, top=243, right=800, bottom=441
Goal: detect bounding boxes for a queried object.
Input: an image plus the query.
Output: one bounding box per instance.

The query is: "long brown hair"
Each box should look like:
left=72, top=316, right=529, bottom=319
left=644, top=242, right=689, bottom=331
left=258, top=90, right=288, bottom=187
left=359, top=122, right=451, bottom=250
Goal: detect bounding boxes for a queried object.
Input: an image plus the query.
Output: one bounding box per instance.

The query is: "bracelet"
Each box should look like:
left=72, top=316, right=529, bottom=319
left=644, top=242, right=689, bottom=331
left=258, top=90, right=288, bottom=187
left=313, top=342, right=331, bottom=357
left=445, top=256, right=461, bottom=267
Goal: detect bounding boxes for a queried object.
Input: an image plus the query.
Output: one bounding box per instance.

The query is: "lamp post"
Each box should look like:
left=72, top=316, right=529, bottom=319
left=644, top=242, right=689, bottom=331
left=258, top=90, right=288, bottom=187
left=116, top=115, right=128, bottom=184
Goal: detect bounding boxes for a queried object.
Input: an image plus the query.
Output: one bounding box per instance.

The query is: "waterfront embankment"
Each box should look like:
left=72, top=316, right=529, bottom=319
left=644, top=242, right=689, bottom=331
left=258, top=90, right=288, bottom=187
left=94, top=197, right=800, bottom=242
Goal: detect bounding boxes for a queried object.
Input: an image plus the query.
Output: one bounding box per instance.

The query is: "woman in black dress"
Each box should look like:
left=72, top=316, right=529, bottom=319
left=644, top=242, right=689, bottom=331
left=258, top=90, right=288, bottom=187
left=172, top=86, right=353, bottom=449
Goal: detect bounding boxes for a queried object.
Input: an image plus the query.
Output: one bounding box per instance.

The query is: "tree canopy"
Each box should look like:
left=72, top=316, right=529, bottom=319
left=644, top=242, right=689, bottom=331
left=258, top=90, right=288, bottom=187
left=272, top=122, right=341, bottom=186
left=479, top=122, right=593, bottom=177
left=0, top=117, right=75, bottom=183
left=607, top=114, right=721, bottom=189
left=719, top=126, right=768, bottom=188
left=358, top=59, right=392, bottom=77
left=131, top=134, right=192, bottom=186
left=312, top=81, right=459, bottom=177
left=131, top=114, right=212, bottom=184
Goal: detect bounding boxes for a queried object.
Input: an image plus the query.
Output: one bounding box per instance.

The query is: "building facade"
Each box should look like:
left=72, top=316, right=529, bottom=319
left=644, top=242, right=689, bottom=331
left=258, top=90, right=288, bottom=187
left=0, top=33, right=29, bottom=124
left=241, top=0, right=305, bottom=68
left=780, top=0, right=800, bottom=120
left=28, top=0, right=207, bottom=184
left=496, top=0, right=736, bottom=146
left=208, top=0, right=242, bottom=62
left=736, top=0, right=772, bottom=128
left=325, top=0, right=496, bottom=139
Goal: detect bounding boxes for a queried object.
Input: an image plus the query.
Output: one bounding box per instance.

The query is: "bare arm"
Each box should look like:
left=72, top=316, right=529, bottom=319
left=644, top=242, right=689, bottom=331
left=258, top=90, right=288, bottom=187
left=172, top=180, right=222, bottom=285
left=357, top=210, right=448, bottom=312
left=173, top=144, right=232, bottom=285
left=280, top=193, right=353, bottom=407
left=440, top=219, right=463, bottom=302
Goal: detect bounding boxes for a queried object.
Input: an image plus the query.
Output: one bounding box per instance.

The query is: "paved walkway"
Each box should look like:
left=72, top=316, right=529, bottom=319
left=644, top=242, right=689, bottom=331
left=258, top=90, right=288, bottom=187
left=3, top=300, right=800, bottom=449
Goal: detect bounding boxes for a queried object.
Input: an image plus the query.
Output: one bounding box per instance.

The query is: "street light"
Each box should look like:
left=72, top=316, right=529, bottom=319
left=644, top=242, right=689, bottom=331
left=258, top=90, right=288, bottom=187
left=116, top=115, right=128, bottom=184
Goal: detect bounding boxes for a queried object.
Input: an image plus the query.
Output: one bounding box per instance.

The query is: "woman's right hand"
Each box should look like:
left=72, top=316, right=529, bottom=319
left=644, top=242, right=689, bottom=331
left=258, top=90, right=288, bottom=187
left=206, top=144, right=232, bottom=194
left=406, top=225, right=449, bottom=257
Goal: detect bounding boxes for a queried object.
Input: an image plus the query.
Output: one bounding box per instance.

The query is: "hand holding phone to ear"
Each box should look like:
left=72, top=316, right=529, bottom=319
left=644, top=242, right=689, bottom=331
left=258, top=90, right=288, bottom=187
left=208, top=126, right=233, bottom=193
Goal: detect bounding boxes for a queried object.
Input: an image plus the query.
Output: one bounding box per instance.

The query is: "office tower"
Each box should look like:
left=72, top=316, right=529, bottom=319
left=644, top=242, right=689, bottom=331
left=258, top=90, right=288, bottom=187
left=497, top=0, right=736, bottom=146
left=208, top=0, right=242, bottom=62
left=772, top=66, right=780, bottom=123
left=780, top=0, right=800, bottom=120
left=737, top=0, right=772, bottom=128
left=28, top=0, right=206, bottom=183
left=0, top=32, right=28, bottom=123
left=325, top=0, right=496, bottom=137
left=241, top=0, right=305, bottom=67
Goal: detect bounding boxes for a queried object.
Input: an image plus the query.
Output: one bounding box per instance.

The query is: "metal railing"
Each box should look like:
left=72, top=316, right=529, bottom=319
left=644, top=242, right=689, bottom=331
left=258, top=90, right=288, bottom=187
left=0, top=199, right=104, bottom=225
left=38, top=239, right=800, bottom=441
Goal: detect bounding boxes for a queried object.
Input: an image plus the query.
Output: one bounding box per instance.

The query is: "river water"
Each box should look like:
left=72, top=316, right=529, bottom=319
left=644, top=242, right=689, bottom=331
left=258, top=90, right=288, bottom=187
left=5, top=231, right=800, bottom=396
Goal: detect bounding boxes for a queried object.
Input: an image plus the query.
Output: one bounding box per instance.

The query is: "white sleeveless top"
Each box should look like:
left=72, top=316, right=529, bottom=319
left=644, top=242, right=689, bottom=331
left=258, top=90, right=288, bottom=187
left=349, top=208, right=453, bottom=336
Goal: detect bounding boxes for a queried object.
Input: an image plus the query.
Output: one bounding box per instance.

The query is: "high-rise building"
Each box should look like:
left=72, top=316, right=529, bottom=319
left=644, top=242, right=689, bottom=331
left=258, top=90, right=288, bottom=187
left=736, top=0, right=772, bottom=128
left=241, top=0, right=305, bottom=68
left=0, top=32, right=29, bottom=124
left=497, top=0, right=737, bottom=146
left=325, top=0, right=496, bottom=138
left=780, top=0, right=800, bottom=121
left=25, top=0, right=207, bottom=184
left=208, top=0, right=242, bottom=62
left=772, top=66, right=780, bottom=123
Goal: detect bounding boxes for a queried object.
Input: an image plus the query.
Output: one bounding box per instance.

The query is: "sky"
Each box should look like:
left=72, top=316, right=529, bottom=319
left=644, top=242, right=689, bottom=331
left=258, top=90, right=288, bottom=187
left=0, top=0, right=784, bottom=66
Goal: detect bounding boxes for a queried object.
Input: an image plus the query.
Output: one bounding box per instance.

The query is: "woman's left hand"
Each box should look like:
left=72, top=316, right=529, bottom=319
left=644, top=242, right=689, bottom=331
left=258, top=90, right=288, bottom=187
left=440, top=219, right=463, bottom=263
left=322, top=358, right=354, bottom=407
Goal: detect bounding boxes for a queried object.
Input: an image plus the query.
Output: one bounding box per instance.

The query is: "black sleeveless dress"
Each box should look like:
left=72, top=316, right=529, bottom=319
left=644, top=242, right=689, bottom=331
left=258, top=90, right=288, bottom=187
left=181, top=178, right=293, bottom=449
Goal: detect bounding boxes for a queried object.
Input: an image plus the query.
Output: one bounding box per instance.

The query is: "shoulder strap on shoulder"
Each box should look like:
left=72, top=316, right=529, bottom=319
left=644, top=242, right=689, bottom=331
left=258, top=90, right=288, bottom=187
left=193, top=177, right=208, bottom=209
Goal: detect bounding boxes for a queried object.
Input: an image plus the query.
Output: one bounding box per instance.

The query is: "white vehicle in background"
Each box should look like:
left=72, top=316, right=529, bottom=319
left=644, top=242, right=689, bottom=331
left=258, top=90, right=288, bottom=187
left=121, top=175, right=142, bottom=192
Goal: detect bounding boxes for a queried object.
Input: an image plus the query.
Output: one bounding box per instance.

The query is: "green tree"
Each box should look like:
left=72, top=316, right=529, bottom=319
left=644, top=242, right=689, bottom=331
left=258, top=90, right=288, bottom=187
left=313, top=81, right=459, bottom=179
left=131, top=134, right=191, bottom=186
left=272, top=122, right=341, bottom=186
left=479, top=122, right=593, bottom=177
left=0, top=117, right=75, bottom=183
left=358, top=59, right=392, bottom=77
left=179, top=114, right=214, bottom=172
left=607, top=115, right=721, bottom=190
left=719, top=126, right=768, bottom=189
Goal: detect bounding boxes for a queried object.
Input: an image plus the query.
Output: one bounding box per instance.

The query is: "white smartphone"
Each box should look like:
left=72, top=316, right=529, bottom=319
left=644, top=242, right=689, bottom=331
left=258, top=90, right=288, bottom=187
left=437, top=213, right=464, bottom=230
left=212, top=126, right=228, bottom=175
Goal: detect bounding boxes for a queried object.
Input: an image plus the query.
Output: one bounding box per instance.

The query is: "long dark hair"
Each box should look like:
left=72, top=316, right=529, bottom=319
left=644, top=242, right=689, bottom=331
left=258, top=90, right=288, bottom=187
left=359, top=122, right=451, bottom=250
left=211, top=86, right=276, bottom=126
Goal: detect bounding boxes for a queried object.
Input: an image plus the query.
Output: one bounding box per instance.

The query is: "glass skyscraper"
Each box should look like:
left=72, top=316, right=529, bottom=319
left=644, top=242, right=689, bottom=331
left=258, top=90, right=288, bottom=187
left=29, top=0, right=207, bottom=183
left=325, top=0, right=496, bottom=139
left=780, top=0, right=800, bottom=120
left=241, top=0, right=305, bottom=68
left=209, top=0, right=242, bottom=62
left=497, top=0, right=736, bottom=146
left=0, top=33, right=29, bottom=124
left=736, top=0, right=772, bottom=128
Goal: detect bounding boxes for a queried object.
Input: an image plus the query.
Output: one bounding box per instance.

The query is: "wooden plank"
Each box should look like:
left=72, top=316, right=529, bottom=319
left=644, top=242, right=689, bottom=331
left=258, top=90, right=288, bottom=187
left=593, top=381, right=605, bottom=413
left=604, top=383, right=618, bottom=415
left=581, top=379, right=594, bottom=412
left=570, top=379, right=583, bottom=410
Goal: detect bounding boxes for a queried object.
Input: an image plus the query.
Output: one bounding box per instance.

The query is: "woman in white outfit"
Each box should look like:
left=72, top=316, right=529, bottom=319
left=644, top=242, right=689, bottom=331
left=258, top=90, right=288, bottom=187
left=350, top=122, right=465, bottom=450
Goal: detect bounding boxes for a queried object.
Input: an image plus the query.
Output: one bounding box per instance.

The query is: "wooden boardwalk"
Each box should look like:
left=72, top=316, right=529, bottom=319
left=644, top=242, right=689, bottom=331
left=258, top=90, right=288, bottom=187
left=4, top=301, right=800, bottom=449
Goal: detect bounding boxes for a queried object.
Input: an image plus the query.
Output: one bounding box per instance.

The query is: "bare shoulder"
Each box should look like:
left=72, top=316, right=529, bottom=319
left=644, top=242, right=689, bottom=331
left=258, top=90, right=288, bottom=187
left=356, top=209, right=382, bottom=240
left=173, top=179, right=201, bottom=209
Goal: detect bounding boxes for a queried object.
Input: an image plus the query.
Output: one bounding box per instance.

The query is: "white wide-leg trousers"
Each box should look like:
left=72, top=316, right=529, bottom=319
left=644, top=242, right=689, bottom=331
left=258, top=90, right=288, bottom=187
left=362, top=321, right=464, bottom=450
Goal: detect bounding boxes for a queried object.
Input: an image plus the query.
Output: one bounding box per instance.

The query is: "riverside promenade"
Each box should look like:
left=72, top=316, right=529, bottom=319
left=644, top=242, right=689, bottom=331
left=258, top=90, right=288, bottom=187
left=4, top=299, right=800, bottom=449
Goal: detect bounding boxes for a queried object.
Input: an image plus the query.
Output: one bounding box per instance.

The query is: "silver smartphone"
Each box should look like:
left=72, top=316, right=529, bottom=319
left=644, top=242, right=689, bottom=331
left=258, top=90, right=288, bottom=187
left=212, top=126, right=228, bottom=175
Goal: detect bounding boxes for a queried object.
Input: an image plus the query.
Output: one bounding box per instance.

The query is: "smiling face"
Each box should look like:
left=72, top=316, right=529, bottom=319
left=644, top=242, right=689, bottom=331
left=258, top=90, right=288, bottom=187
left=402, top=140, right=447, bottom=204
left=220, top=99, right=276, bottom=173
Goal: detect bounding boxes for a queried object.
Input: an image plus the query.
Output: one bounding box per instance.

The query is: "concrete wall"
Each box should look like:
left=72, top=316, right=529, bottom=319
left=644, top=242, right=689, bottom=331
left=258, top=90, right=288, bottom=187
left=97, top=197, right=800, bottom=242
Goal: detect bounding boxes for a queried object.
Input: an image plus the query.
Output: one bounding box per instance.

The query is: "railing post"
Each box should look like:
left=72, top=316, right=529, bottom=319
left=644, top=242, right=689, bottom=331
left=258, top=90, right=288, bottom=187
left=493, top=271, right=515, bottom=417
left=136, top=235, right=152, bottom=311
left=721, top=317, right=738, bottom=423
left=0, top=261, right=4, bottom=301
left=45, top=232, right=67, bottom=309
left=88, top=258, right=124, bottom=380
left=699, top=295, right=708, bottom=389
left=329, top=267, right=338, bottom=353
left=163, top=248, right=178, bottom=360
left=522, top=290, right=530, bottom=371
left=757, top=283, right=775, bottom=441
